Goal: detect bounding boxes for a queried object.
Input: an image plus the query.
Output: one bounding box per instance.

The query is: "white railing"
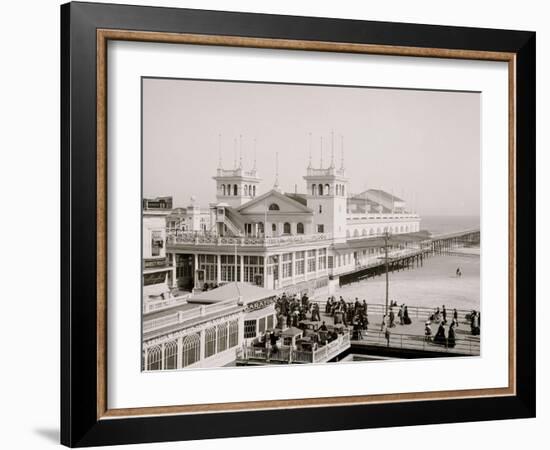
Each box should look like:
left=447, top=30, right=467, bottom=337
left=143, top=300, right=239, bottom=333
left=143, top=294, right=191, bottom=314
left=166, top=232, right=333, bottom=247
left=347, top=213, right=420, bottom=221
left=237, top=331, right=351, bottom=364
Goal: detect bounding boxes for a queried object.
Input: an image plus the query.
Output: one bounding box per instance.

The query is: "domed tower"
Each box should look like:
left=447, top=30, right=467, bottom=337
left=213, top=137, right=261, bottom=208
left=303, top=133, right=348, bottom=241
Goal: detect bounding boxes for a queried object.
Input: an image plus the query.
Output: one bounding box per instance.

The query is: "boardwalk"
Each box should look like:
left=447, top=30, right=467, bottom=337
left=314, top=301, right=480, bottom=357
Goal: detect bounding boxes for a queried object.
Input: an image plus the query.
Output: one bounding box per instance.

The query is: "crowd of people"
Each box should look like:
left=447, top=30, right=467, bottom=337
left=266, top=291, right=481, bottom=352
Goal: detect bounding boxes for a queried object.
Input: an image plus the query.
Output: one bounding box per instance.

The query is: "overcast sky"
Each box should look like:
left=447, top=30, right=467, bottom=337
left=143, top=78, right=480, bottom=216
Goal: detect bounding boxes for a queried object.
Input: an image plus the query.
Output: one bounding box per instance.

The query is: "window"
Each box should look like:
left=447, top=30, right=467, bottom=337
left=282, top=253, right=292, bottom=279
left=283, top=222, right=291, bottom=234
left=297, top=222, right=304, bottom=234
left=182, top=334, right=200, bottom=367
left=220, top=255, right=240, bottom=282
left=253, top=186, right=256, bottom=196
left=228, top=320, right=239, bottom=348
left=217, top=322, right=228, bottom=352
left=318, top=204, right=322, bottom=214
left=244, top=320, right=257, bottom=338
left=318, top=184, right=324, bottom=196
left=164, top=340, right=178, bottom=370
left=318, top=248, right=327, bottom=270
left=336, top=185, right=340, bottom=196
left=312, top=184, right=317, bottom=196
left=205, top=327, right=216, bottom=358
left=233, top=184, right=238, bottom=196
left=268, top=203, right=280, bottom=211
left=199, top=254, right=217, bottom=282
left=146, top=345, right=162, bottom=371
left=272, top=223, right=277, bottom=233
left=258, top=317, right=266, bottom=333
left=151, top=230, right=163, bottom=257
left=244, top=185, right=248, bottom=196
left=267, top=315, right=274, bottom=329
left=317, top=224, right=324, bottom=233
left=243, top=255, right=264, bottom=283
left=325, top=184, right=330, bottom=196
left=295, top=251, right=305, bottom=275
left=328, top=256, right=334, bottom=269
left=222, top=184, right=226, bottom=195
left=307, top=250, right=316, bottom=273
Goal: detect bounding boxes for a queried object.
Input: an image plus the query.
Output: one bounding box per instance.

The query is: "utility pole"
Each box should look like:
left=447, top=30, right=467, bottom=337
left=384, top=230, right=390, bottom=314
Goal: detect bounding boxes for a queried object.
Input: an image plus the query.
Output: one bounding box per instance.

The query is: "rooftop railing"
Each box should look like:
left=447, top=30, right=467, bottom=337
left=166, top=231, right=333, bottom=247
left=143, top=299, right=240, bottom=333
left=236, top=331, right=351, bottom=364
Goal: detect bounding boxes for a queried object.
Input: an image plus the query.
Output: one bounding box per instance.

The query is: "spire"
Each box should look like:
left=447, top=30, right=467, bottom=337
left=253, top=138, right=257, bottom=171
left=340, top=134, right=345, bottom=170
left=320, top=137, right=323, bottom=169
left=330, top=130, right=335, bottom=168
left=217, top=133, right=222, bottom=169
left=233, top=138, right=237, bottom=169
left=239, top=134, right=243, bottom=169
left=308, top=132, right=312, bottom=168
left=273, top=152, right=281, bottom=191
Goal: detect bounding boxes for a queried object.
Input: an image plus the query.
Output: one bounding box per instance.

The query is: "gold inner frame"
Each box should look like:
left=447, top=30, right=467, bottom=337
left=96, top=29, right=517, bottom=420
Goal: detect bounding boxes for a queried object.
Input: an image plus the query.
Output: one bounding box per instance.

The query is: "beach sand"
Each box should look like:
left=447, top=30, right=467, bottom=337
left=332, top=253, right=480, bottom=311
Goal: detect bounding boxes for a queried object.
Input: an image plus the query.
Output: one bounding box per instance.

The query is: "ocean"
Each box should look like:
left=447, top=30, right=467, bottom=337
left=420, top=215, right=480, bottom=235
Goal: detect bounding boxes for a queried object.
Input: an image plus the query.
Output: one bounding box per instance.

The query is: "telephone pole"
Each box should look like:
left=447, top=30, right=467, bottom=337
left=384, top=231, right=390, bottom=314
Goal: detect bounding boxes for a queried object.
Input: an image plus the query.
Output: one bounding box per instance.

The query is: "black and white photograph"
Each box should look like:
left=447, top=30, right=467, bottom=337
left=141, top=78, right=481, bottom=370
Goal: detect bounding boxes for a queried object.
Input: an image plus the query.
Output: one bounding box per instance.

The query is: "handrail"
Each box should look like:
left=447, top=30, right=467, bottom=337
left=313, top=300, right=475, bottom=320
left=358, top=330, right=479, bottom=355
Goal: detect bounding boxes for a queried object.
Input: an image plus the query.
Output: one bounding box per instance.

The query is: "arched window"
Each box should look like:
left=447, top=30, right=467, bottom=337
left=268, top=203, right=280, bottom=211
left=341, top=185, right=345, bottom=196
left=217, top=322, right=228, bottom=352
left=205, top=327, right=216, bottom=358
left=318, top=184, right=324, bottom=196
left=164, top=340, right=178, bottom=370
left=335, top=185, right=340, bottom=196
left=222, top=184, right=226, bottom=196
left=228, top=320, right=239, bottom=348
left=253, top=186, right=256, bottom=197
left=312, top=184, right=317, bottom=196
left=233, top=184, right=238, bottom=196
left=146, top=345, right=162, bottom=371
left=362, top=229, right=367, bottom=236
left=369, top=229, right=374, bottom=236
left=353, top=229, right=359, bottom=237
left=405, top=225, right=409, bottom=232
left=182, top=333, right=200, bottom=367
left=325, top=184, right=330, bottom=196
left=283, top=222, right=291, bottom=234
left=297, top=223, right=304, bottom=234
left=244, top=185, right=248, bottom=196
left=272, top=223, right=277, bottom=233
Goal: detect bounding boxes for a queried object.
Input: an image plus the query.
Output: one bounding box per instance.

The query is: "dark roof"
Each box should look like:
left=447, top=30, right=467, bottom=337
left=188, top=282, right=276, bottom=305
left=333, top=230, right=432, bottom=251
left=365, top=189, right=404, bottom=202
left=284, top=193, right=308, bottom=206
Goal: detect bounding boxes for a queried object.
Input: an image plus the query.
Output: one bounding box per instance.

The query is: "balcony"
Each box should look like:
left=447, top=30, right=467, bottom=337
left=166, top=231, right=333, bottom=248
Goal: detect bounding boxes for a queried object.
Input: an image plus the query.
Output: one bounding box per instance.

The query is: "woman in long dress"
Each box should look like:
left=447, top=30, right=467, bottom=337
left=433, top=323, right=447, bottom=345
left=447, top=324, right=456, bottom=348
left=403, top=306, right=412, bottom=325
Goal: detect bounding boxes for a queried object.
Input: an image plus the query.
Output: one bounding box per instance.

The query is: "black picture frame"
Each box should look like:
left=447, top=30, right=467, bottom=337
left=61, top=1, right=535, bottom=447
